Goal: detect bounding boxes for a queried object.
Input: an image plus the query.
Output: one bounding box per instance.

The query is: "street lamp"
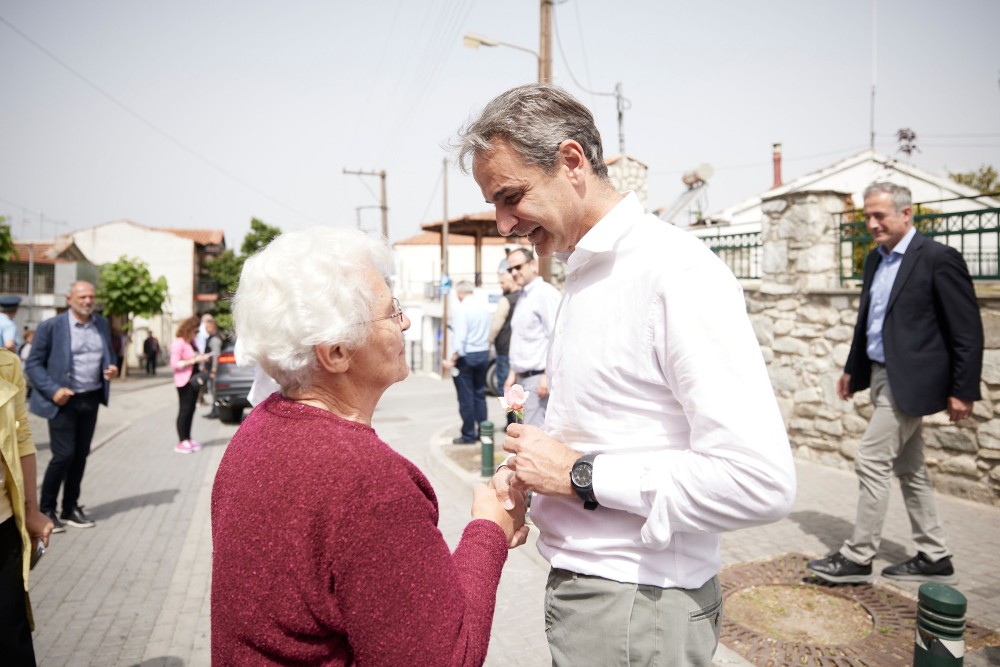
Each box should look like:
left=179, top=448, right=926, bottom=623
left=463, top=32, right=542, bottom=81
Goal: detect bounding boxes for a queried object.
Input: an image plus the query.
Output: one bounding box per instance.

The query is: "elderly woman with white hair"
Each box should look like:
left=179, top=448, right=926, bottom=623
left=211, top=227, right=527, bottom=666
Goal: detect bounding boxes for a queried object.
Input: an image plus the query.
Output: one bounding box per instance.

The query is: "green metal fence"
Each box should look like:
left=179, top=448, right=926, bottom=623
left=839, top=207, right=1000, bottom=282
left=703, top=230, right=762, bottom=279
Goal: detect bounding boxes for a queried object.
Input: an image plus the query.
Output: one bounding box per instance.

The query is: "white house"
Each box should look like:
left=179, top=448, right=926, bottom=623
left=65, top=219, right=226, bottom=368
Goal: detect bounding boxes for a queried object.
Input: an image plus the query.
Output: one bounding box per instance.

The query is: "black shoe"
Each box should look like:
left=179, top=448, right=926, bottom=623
left=60, top=506, right=96, bottom=529
left=45, top=510, right=65, bottom=534
left=806, top=553, right=873, bottom=584
left=204, top=411, right=218, bottom=419
left=881, top=553, right=957, bottom=584
left=452, top=437, right=478, bottom=445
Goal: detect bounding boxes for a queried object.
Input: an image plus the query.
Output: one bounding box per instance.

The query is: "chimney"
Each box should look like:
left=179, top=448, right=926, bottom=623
left=772, top=142, right=783, bottom=189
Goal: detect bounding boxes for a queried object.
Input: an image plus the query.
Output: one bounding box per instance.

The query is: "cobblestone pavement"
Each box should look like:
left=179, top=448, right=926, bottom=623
left=22, top=372, right=1000, bottom=665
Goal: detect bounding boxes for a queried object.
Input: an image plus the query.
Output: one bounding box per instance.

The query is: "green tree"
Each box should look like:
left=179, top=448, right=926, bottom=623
left=98, top=256, right=169, bottom=377
left=205, top=249, right=245, bottom=333
left=0, top=217, right=16, bottom=269
left=241, top=218, right=282, bottom=256
left=949, top=164, right=999, bottom=194
left=207, top=218, right=282, bottom=333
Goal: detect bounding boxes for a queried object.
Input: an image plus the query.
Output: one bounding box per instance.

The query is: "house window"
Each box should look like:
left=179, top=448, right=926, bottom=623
left=0, top=264, right=55, bottom=294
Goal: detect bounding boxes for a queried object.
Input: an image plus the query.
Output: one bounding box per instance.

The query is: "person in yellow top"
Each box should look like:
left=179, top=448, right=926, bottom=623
left=1, top=348, right=54, bottom=665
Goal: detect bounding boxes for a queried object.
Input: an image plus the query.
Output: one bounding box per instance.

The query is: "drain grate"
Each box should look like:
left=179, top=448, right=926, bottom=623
left=719, top=553, right=999, bottom=666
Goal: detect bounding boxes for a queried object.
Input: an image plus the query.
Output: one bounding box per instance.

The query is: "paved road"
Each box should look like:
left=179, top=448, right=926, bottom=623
left=23, top=372, right=1000, bottom=666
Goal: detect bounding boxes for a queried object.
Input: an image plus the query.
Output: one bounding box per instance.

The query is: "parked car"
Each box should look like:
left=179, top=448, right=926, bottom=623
left=213, top=339, right=254, bottom=424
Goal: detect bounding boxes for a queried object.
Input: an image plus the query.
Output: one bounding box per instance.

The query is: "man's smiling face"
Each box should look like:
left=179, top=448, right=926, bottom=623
left=472, top=139, right=579, bottom=258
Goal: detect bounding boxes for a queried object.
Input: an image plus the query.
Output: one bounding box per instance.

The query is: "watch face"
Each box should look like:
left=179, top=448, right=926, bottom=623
left=571, top=462, right=593, bottom=487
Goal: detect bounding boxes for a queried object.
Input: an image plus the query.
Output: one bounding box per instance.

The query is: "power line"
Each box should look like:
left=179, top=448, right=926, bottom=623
left=0, top=14, right=322, bottom=225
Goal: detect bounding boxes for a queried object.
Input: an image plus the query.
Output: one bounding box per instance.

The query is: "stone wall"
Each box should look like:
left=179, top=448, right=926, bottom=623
left=747, top=190, right=1000, bottom=506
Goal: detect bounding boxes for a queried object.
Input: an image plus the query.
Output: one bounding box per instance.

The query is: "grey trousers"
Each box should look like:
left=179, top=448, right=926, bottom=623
left=841, top=364, right=950, bottom=564
left=544, top=568, right=722, bottom=667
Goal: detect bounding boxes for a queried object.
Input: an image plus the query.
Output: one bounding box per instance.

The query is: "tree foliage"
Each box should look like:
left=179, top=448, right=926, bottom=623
left=0, top=217, right=16, bottom=270
left=241, top=218, right=282, bottom=257
left=949, top=164, right=999, bottom=194
left=97, top=256, right=169, bottom=330
left=207, top=218, right=282, bottom=333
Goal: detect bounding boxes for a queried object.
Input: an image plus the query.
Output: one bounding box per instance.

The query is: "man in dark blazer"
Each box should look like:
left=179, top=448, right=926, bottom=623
left=25, top=280, right=118, bottom=532
left=808, top=182, right=983, bottom=585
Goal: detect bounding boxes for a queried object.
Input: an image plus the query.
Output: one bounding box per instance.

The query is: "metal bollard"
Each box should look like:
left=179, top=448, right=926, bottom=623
left=914, top=582, right=966, bottom=666
left=480, top=421, right=494, bottom=478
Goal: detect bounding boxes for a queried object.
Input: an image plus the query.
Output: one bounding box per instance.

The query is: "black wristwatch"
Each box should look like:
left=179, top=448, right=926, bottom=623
left=570, top=454, right=599, bottom=511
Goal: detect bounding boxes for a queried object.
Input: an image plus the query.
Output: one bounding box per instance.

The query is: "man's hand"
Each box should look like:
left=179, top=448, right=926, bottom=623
left=947, top=396, right=974, bottom=422
left=503, top=423, right=579, bottom=498
left=104, top=365, right=119, bottom=380
left=441, top=358, right=455, bottom=371
left=503, top=370, right=515, bottom=393
left=836, top=373, right=853, bottom=401
left=52, top=387, right=75, bottom=406
left=536, top=373, right=550, bottom=399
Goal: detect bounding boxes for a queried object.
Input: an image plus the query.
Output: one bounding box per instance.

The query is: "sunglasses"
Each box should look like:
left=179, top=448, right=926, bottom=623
left=507, top=261, right=531, bottom=274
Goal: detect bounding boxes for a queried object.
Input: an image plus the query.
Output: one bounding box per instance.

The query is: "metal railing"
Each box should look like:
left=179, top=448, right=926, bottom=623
left=703, top=231, right=763, bottom=279
left=839, top=207, right=1000, bottom=282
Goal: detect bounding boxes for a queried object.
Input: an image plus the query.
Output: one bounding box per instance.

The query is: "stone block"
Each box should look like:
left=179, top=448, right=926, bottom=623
left=775, top=298, right=798, bottom=311
left=773, top=336, right=810, bottom=356
left=924, top=427, right=978, bottom=453
left=810, top=338, right=833, bottom=357
left=978, top=448, right=1000, bottom=461
left=749, top=314, right=774, bottom=346
left=768, top=365, right=798, bottom=392
left=795, top=403, right=819, bottom=417
left=789, top=418, right=814, bottom=433
left=983, top=309, right=1000, bottom=348
left=976, top=419, right=1000, bottom=450
left=793, top=387, right=824, bottom=404
left=762, top=243, right=789, bottom=275
left=799, top=304, right=840, bottom=326
left=775, top=397, right=794, bottom=423
left=815, top=419, right=844, bottom=437
left=936, top=454, right=979, bottom=477
left=773, top=319, right=794, bottom=335
left=826, top=325, right=855, bottom=342
left=982, top=349, right=1000, bottom=384
left=839, top=438, right=858, bottom=460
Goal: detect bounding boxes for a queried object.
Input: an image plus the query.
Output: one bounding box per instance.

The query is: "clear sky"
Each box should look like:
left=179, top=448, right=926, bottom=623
left=2, top=0, right=998, bottom=249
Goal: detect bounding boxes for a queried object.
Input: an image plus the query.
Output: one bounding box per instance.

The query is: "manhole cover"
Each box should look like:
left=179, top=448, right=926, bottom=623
left=720, top=553, right=999, bottom=666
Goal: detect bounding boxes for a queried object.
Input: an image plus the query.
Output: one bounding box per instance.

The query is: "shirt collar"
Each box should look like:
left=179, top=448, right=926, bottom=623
left=559, top=191, right=640, bottom=267
left=878, top=226, right=917, bottom=259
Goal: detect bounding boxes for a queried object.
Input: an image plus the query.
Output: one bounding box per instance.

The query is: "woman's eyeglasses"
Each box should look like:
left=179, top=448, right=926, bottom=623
left=367, top=298, right=404, bottom=324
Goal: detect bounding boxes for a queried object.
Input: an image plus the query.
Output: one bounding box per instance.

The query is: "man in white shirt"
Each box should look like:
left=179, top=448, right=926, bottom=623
left=456, top=83, right=796, bottom=666
left=442, top=281, right=492, bottom=444
left=503, top=247, right=560, bottom=428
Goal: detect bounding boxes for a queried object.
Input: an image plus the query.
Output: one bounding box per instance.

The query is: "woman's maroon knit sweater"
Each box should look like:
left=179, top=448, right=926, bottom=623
left=211, top=394, right=509, bottom=665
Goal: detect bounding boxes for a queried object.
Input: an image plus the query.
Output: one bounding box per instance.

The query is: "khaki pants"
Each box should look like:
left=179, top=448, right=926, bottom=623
left=841, top=364, right=950, bottom=564
left=545, top=568, right=722, bottom=667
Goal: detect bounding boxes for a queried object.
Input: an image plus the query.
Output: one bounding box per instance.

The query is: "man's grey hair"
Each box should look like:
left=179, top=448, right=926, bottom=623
left=233, top=227, right=393, bottom=395
left=864, top=182, right=912, bottom=214
left=455, top=83, right=609, bottom=180
left=455, top=280, right=475, bottom=294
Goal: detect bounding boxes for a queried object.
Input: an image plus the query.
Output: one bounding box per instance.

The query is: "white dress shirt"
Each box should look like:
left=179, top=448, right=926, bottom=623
left=508, top=276, right=560, bottom=373
left=535, top=192, right=796, bottom=589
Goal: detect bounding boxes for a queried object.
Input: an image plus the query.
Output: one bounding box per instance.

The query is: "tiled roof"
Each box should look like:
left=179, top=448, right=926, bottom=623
left=11, top=240, right=78, bottom=264
left=395, top=231, right=524, bottom=246
left=153, top=227, right=226, bottom=246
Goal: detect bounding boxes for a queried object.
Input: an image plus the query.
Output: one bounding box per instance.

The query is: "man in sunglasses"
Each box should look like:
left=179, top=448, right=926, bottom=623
left=503, top=247, right=560, bottom=428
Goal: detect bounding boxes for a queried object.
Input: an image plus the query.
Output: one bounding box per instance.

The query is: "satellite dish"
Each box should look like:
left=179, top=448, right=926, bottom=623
left=694, top=163, right=715, bottom=181
left=681, top=163, right=715, bottom=189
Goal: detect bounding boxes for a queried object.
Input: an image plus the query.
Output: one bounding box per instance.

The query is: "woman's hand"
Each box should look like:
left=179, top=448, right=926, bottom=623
left=471, top=484, right=529, bottom=548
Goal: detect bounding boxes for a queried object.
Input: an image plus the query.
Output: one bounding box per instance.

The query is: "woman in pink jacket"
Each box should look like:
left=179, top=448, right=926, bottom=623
left=170, top=316, right=210, bottom=454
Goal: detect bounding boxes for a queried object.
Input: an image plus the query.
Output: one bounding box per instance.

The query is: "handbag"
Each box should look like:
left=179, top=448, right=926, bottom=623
left=191, top=370, right=210, bottom=387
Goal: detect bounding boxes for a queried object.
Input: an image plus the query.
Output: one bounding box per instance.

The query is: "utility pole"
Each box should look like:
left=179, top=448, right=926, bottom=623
left=343, top=168, right=388, bottom=239
left=539, top=0, right=553, bottom=84
left=538, top=0, right=554, bottom=281
left=441, top=157, right=450, bottom=377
